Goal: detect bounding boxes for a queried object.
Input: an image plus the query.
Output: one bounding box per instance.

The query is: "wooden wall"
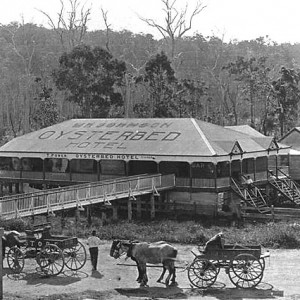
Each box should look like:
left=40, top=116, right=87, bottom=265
left=168, top=190, right=218, bottom=216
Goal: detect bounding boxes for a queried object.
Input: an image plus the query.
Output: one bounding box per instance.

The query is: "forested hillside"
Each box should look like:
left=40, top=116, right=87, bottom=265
left=1, top=9, right=300, bottom=144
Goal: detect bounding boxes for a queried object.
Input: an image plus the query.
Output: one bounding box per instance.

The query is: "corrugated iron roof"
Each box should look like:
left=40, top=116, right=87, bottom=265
left=224, top=125, right=266, bottom=137
left=0, top=118, right=289, bottom=159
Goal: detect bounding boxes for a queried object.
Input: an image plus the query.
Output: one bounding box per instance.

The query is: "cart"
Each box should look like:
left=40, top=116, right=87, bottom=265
left=187, top=244, right=269, bottom=289
left=6, top=223, right=87, bottom=276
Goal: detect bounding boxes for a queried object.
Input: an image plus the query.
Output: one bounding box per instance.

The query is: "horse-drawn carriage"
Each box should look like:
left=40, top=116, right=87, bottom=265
left=187, top=241, right=269, bottom=289
left=110, top=232, right=270, bottom=289
left=5, top=223, right=87, bottom=276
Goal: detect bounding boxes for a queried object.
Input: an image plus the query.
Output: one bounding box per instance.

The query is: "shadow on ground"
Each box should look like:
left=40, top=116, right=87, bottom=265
left=116, top=281, right=281, bottom=300
left=116, top=286, right=188, bottom=299
left=4, top=267, right=88, bottom=286
left=185, top=281, right=280, bottom=300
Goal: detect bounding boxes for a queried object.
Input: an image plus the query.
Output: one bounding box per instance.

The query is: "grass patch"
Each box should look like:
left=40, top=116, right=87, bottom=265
left=2, top=215, right=300, bottom=249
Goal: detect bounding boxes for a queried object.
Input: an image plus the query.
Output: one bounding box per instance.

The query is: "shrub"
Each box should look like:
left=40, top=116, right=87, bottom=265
left=0, top=218, right=28, bottom=232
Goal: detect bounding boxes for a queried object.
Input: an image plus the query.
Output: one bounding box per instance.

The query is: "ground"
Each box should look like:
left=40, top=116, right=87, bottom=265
left=2, top=241, right=300, bottom=300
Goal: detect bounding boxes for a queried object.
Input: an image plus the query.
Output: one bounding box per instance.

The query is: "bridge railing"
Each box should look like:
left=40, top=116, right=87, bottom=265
left=0, top=173, right=175, bottom=218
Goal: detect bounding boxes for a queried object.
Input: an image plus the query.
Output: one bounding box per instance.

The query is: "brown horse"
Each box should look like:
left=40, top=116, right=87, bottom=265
left=110, top=240, right=178, bottom=287
left=2, top=231, right=22, bottom=259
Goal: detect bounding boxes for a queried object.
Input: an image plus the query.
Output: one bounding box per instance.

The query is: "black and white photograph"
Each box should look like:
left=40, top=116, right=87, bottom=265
left=0, top=0, right=299, bottom=299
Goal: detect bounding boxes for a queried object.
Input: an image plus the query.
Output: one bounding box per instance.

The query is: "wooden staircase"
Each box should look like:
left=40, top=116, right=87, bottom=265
left=268, top=170, right=300, bottom=206
left=231, top=178, right=271, bottom=214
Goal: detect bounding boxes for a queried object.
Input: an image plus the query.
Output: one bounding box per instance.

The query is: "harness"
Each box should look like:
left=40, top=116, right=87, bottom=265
left=126, top=242, right=135, bottom=259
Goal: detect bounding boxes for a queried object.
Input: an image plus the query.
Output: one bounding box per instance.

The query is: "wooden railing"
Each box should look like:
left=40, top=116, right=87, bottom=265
left=0, top=174, right=175, bottom=219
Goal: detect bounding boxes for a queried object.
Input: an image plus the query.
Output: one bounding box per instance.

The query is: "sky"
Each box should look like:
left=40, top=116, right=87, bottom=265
left=1, top=0, right=300, bottom=44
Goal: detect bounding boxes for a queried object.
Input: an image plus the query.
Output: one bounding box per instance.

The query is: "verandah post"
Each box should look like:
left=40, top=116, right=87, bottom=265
left=127, top=197, right=132, bottom=222
left=150, top=194, right=155, bottom=220
left=136, top=196, right=142, bottom=219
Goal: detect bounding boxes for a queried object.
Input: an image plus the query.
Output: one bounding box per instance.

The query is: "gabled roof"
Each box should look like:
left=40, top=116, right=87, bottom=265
left=225, top=125, right=266, bottom=137
left=279, top=127, right=300, bottom=142
left=0, top=118, right=289, bottom=160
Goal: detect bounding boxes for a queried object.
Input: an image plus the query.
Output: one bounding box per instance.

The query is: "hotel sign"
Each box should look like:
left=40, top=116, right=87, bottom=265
left=38, top=120, right=181, bottom=152
left=45, top=152, right=157, bottom=161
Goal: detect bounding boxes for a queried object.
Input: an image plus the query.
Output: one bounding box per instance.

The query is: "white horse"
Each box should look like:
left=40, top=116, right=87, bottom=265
left=110, top=240, right=178, bottom=287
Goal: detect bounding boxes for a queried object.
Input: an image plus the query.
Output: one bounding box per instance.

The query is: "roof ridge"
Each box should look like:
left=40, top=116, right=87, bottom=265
left=191, top=118, right=216, bottom=156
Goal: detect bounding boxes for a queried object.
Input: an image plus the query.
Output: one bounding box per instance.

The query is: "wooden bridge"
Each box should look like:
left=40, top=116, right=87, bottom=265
left=0, top=174, right=175, bottom=220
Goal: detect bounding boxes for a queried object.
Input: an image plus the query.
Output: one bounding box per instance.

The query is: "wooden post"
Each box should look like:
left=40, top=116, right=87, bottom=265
left=112, top=205, right=118, bottom=221
left=86, top=206, right=92, bottom=226
left=31, top=214, right=35, bottom=227
left=0, top=227, right=3, bottom=300
left=9, top=183, right=12, bottom=194
left=75, top=208, right=80, bottom=234
left=15, top=183, right=20, bottom=194
left=127, top=197, right=132, bottom=222
left=271, top=205, right=275, bottom=222
left=101, top=211, right=107, bottom=225
left=156, top=194, right=163, bottom=215
left=150, top=194, right=155, bottom=220
left=136, top=196, right=142, bottom=219
left=61, top=209, right=66, bottom=229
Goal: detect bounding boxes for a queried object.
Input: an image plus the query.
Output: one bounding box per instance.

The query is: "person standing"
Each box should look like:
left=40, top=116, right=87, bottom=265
left=87, top=230, right=101, bottom=271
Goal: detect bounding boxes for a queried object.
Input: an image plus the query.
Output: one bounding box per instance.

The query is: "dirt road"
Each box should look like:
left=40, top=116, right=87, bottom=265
left=3, top=241, right=300, bottom=300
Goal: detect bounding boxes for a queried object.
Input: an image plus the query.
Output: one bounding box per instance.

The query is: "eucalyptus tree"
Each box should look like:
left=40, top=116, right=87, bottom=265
left=0, top=22, right=41, bottom=135
left=39, top=0, right=91, bottom=51
left=52, top=44, right=126, bottom=118
left=269, top=67, right=300, bottom=137
left=133, top=52, right=177, bottom=117
left=222, top=56, right=271, bottom=128
left=139, top=0, right=206, bottom=60
left=133, top=51, right=207, bottom=118
left=31, top=77, right=59, bottom=129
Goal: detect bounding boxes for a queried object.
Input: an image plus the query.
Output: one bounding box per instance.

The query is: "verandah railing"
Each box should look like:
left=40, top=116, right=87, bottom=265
left=0, top=174, right=175, bottom=219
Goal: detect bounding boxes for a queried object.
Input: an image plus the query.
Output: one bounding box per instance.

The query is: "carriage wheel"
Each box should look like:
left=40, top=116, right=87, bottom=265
left=187, top=258, right=220, bottom=288
left=37, top=244, right=65, bottom=276
left=228, top=253, right=263, bottom=288
left=7, top=246, right=24, bottom=273
left=63, top=241, right=87, bottom=271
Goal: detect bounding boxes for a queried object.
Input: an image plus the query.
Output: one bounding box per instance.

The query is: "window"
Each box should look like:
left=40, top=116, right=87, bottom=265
left=242, top=158, right=254, bottom=174
left=100, top=160, right=125, bottom=175
left=216, top=161, right=230, bottom=178
left=21, top=158, right=43, bottom=171
left=159, top=162, right=189, bottom=177
left=0, top=157, right=13, bottom=170
left=256, top=157, right=267, bottom=172
left=70, top=159, right=97, bottom=174
left=192, top=162, right=215, bottom=179
left=45, top=158, right=69, bottom=173
left=278, top=155, right=289, bottom=167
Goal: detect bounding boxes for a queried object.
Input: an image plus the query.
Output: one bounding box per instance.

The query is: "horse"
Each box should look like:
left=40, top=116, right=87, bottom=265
left=2, top=231, right=22, bottom=259
left=110, top=240, right=178, bottom=287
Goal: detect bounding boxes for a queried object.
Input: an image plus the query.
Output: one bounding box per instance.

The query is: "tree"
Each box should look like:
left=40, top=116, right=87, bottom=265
left=270, top=67, right=300, bottom=137
left=39, top=0, right=91, bottom=51
left=32, top=77, right=59, bottom=129
left=133, top=51, right=207, bottom=118
left=52, top=44, right=126, bottom=118
left=134, top=52, right=178, bottom=117
left=222, top=56, right=271, bottom=128
left=140, top=0, right=205, bottom=60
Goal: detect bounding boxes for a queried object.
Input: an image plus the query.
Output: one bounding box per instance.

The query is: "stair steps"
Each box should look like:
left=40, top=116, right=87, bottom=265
left=231, top=178, right=271, bottom=214
left=268, top=172, right=300, bottom=205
